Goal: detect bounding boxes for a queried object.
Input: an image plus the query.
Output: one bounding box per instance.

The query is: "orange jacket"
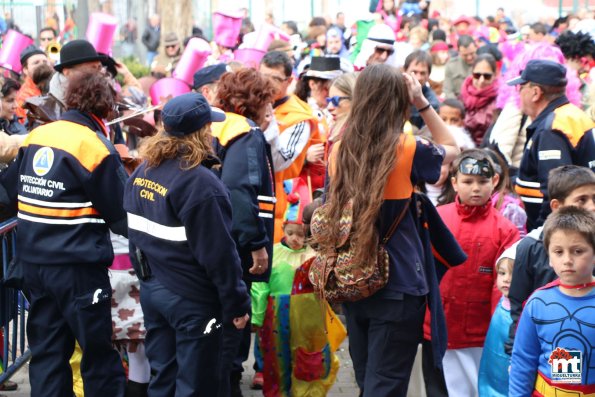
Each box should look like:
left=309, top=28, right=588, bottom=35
left=16, top=77, right=41, bottom=123
left=273, top=95, right=318, bottom=242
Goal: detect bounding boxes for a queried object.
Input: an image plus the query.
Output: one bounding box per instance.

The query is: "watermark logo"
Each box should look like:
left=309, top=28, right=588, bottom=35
left=549, top=347, right=582, bottom=383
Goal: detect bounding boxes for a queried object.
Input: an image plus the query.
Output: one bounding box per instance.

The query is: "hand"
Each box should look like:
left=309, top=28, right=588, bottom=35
left=260, top=103, right=274, bottom=131
left=233, top=313, right=250, bottom=330
left=249, top=247, right=269, bottom=275
left=115, top=61, right=131, bottom=76
left=306, top=143, right=325, bottom=164
left=403, top=72, right=427, bottom=110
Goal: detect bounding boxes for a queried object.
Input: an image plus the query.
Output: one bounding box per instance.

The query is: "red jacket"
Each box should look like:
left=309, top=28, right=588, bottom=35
left=423, top=198, right=519, bottom=349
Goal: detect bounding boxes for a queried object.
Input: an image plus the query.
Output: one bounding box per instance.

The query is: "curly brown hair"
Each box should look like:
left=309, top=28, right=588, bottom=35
left=215, top=68, right=275, bottom=125
left=65, top=72, right=116, bottom=119
left=140, top=125, right=213, bottom=170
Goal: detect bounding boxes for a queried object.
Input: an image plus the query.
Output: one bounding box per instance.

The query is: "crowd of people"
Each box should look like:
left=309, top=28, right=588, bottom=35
left=0, top=1, right=594, bottom=397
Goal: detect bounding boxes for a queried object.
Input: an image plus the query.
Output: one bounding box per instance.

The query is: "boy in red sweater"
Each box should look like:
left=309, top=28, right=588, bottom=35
left=424, top=149, right=520, bottom=397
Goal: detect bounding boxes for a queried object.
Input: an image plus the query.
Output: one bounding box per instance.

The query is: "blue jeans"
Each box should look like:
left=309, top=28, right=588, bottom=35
left=141, top=276, right=222, bottom=397
left=146, top=50, right=157, bottom=66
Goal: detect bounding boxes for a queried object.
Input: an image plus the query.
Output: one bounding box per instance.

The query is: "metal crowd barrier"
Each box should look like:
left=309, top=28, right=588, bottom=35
left=0, top=217, right=30, bottom=384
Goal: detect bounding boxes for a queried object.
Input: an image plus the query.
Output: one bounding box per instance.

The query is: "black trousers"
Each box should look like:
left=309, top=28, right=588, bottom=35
left=219, top=280, right=252, bottom=397
left=344, top=294, right=426, bottom=397
left=140, top=276, right=222, bottom=397
left=422, top=338, right=449, bottom=397
left=24, top=263, right=125, bottom=397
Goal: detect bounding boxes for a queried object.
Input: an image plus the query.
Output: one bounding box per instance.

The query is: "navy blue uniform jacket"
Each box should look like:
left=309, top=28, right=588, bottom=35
left=211, top=113, right=275, bottom=283
left=0, top=110, right=128, bottom=267
left=124, top=156, right=250, bottom=322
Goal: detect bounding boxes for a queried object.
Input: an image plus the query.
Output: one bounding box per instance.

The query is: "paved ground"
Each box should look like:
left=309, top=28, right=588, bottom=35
left=1, top=338, right=359, bottom=397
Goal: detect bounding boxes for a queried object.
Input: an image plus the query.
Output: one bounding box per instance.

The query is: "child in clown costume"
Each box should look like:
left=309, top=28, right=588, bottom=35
left=251, top=181, right=344, bottom=397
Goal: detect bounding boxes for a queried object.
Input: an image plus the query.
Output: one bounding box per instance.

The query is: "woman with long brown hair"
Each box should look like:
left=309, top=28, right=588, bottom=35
left=318, top=64, right=459, bottom=397
left=124, top=93, right=250, bottom=396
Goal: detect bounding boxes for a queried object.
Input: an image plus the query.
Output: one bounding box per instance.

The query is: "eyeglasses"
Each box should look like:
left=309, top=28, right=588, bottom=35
left=472, top=72, right=493, bottom=80
left=326, top=96, right=351, bottom=107
left=375, top=47, right=395, bottom=56
left=262, top=73, right=289, bottom=83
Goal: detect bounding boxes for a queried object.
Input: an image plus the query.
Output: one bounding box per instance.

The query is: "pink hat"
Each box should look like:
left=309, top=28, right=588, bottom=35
left=233, top=48, right=266, bottom=69
left=149, top=77, right=190, bottom=106
left=86, top=13, right=118, bottom=55
left=247, top=24, right=290, bottom=52
left=0, top=30, right=34, bottom=73
left=213, top=11, right=243, bottom=48
left=454, top=16, right=474, bottom=27
left=431, top=41, right=449, bottom=52
left=172, top=38, right=212, bottom=86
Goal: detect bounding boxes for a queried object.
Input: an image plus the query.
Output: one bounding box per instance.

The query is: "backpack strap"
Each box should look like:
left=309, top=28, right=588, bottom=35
left=380, top=197, right=411, bottom=245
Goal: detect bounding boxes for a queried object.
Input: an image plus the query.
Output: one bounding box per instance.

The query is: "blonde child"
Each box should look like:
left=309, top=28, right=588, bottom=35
left=478, top=245, right=517, bottom=396
left=510, top=207, right=595, bottom=396
left=424, top=149, right=520, bottom=397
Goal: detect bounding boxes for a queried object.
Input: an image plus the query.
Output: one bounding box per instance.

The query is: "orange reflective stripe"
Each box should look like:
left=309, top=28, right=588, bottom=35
left=18, top=202, right=100, bottom=218
left=23, top=121, right=110, bottom=172
left=259, top=202, right=275, bottom=212
left=383, top=134, right=416, bottom=200
left=515, top=185, right=544, bottom=198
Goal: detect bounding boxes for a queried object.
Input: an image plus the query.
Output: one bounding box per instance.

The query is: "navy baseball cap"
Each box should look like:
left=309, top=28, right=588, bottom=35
left=161, top=93, right=225, bottom=137
left=507, top=59, right=567, bottom=87
left=193, top=63, right=230, bottom=90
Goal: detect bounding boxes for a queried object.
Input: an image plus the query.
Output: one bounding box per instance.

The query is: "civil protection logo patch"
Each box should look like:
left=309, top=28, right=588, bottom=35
left=32, top=147, right=54, bottom=176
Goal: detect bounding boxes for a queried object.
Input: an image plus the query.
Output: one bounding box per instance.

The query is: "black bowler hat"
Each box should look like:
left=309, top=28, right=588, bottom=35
left=54, top=39, right=106, bottom=72
left=507, top=59, right=568, bottom=87
left=305, top=57, right=343, bottom=80
left=161, top=93, right=226, bottom=137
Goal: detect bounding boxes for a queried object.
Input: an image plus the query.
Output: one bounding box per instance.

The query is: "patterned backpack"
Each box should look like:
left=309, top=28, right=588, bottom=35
left=308, top=198, right=410, bottom=303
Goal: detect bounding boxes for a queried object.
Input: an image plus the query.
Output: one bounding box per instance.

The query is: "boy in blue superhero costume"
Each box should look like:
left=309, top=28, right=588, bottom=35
left=510, top=207, right=595, bottom=396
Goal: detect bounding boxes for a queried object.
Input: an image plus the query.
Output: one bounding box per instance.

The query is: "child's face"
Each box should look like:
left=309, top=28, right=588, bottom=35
left=283, top=223, right=306, bottom=250
left=439, top=105, right=464, bottom=127
left=452, top=172, right=499, bottom=206
left=548, top=230, right=595, bottom=286
left=496, top=259, right=513, bottom=297
left=560, top=184, right=595, bottom=213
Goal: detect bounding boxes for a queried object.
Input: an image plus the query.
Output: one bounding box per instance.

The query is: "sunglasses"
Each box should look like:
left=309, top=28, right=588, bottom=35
left=165, top=44, right=177, bottom=49
left=472, top=72, right=493, bottom=80
left=326, top=96, right=351, bottom=107
left=375, top=47, right=395, bottom=56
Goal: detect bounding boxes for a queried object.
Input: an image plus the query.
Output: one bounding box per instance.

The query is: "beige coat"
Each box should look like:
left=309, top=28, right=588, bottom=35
left=0, top=131, right=25, bottom=163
